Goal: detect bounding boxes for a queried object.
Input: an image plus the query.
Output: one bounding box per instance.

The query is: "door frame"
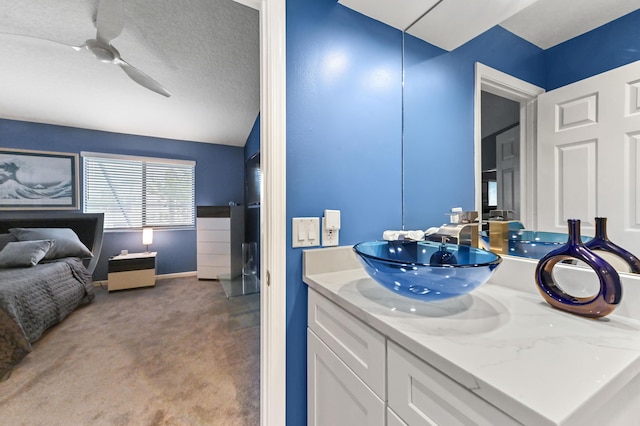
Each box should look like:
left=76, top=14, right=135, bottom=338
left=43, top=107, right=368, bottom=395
left=474, top=63, right=545, bottom=229
left=258, top=0, right=287, bottom=424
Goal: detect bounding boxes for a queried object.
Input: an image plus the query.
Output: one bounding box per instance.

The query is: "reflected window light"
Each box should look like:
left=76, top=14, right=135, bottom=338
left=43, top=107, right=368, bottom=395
left=322, top=50, right=349, bottom=80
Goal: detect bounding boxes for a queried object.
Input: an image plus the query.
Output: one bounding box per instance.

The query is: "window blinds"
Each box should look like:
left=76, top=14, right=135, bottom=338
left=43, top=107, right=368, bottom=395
left=83, top=152, right=195, bottom=229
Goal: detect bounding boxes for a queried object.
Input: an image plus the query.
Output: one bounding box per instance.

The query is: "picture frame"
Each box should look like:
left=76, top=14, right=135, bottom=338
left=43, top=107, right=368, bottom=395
left=0, top=148, right=79, bottom=210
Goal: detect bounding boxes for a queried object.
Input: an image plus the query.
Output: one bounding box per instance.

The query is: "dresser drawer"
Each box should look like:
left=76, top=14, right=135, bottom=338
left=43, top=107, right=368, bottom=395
left=197, top=254, right=230, bottom=267
left=197, top=229, right=231, bottom=242
left=197, top=217, right=230, bottom=230
left=387, top=342, right=520, bottom=426
left=308, top=288, right=386, bottom=399
left=197, top=242, right=230, bottom=255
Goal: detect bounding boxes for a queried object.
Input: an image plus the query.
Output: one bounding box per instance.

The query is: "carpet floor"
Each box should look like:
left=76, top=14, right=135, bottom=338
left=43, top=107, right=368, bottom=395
left=0, top=276, right=260, bottom=426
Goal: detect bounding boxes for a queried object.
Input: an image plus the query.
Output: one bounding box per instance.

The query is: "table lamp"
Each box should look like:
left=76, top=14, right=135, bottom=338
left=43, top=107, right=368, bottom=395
left=142, top=227, right=154, bottom=252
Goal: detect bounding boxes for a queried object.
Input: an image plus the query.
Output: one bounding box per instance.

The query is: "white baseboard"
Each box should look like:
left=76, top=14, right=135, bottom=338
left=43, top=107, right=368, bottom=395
left=94, top=271, right=197, bottom=287
left=156, top=271, right=198, bottom=280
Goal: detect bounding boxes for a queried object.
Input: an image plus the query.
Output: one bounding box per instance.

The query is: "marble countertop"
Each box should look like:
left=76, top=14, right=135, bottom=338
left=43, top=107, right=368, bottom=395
left=303, top=246, right=640, bottom=426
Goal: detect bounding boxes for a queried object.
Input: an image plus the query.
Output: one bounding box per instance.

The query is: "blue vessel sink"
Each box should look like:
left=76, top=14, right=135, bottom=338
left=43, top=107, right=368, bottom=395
left=508, top=230, right=591, bottom=260
left=353, top=240, right=502, bottom=302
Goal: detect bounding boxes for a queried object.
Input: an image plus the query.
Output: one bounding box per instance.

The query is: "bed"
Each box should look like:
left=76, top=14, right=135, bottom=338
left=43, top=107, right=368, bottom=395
left=0, top=212, right=104, bottom=381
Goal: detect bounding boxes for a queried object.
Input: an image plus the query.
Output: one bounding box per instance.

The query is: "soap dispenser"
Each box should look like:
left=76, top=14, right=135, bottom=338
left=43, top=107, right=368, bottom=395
left=430, top=236, right=458, bottom=265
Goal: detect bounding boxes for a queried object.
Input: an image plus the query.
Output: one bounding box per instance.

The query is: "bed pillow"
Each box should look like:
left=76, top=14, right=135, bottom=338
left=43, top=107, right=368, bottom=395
left=9, top=228, right=93, bottom=260
left=0, top=233, right=17, bottom=252
left=0, top=239, right=54, bottom=268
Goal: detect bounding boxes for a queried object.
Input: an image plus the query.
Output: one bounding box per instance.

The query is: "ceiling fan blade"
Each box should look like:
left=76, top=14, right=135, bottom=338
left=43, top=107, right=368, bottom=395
left=0, top=32, right=82, bottom=52
left=96, top=0, right=124, bottom=45
left=115, top=59, right=172, bottom=97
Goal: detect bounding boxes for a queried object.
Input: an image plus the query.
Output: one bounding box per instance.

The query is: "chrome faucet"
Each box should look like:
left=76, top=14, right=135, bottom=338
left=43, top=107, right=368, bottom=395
left=426, top=211, right=480, bottom=247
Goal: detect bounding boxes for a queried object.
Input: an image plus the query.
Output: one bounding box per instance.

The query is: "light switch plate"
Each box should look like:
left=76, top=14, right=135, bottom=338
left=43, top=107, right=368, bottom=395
left=292, top=217, right=320, bottom=248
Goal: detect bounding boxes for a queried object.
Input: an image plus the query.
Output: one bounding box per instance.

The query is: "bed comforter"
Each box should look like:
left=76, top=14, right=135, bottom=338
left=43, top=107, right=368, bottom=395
left=0, top=257, right=94, bottom=380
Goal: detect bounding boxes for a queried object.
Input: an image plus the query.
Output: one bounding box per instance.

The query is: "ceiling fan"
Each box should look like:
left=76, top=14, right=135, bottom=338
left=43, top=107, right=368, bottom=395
left=6, top=0, right=172, bottom=97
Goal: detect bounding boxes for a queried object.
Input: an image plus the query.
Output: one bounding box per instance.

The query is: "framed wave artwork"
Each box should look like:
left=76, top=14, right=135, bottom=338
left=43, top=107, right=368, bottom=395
left=0, top=148, right=79, bottom=210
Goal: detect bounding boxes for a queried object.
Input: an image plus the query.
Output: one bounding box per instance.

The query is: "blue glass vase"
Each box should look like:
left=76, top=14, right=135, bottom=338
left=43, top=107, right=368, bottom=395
left=535, top=219, right=622, bottom=318
left=584, top=217, right=640, bottom=274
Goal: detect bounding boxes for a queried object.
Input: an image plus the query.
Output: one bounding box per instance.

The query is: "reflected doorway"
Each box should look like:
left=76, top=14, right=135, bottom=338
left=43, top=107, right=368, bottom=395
left=474, top=63, right=545, bottom=231
left=480, top=91, right=520, bottom=221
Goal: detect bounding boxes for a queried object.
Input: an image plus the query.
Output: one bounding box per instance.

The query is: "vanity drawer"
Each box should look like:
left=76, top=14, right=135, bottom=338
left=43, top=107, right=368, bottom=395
left=308, top=288, right=386, bottom=399
left=387, top=341, right=520, bottom=426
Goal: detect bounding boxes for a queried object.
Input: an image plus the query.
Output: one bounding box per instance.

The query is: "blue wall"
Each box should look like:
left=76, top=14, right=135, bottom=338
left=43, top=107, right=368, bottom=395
left=0, top=118, right=245, bottom=280
left=286, top=0, right=402, bottom=423
left=403, top=26, right=544, bottom=230
left=244, top=114, right=260, bottom=160
left=403, top=9, right=640, bottom=231
left=545, top=9, right=640, bottom=90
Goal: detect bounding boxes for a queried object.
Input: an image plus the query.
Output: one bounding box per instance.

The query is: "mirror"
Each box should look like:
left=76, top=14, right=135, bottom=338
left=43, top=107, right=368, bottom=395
left=402, top=3, right=640, bottom=265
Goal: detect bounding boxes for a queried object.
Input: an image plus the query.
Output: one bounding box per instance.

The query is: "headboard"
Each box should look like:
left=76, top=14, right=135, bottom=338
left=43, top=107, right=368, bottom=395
left=0, top=212, right=104, bottom=275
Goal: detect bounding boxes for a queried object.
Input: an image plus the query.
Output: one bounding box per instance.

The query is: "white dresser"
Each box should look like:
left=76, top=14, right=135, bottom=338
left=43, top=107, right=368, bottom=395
left=196, top=206, right=244, bottom=280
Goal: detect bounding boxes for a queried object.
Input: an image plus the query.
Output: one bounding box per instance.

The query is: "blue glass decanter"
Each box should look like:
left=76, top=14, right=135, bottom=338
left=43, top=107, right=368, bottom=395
left=584, top=217, right=640, bottom=274
left=535, top=219, right=622, bottom=318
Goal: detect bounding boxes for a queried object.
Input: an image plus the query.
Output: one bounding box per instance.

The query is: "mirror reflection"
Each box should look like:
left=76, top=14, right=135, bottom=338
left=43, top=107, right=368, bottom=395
left=402, top=2, right=640, bottom=268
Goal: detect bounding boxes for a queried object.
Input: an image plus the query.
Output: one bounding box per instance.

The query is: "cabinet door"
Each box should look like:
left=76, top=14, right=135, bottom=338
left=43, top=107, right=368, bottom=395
left=388, top=341, right=520, bottom=426
left=308, top=329, right=385, bottom=426
left=308, top=288, right=386, bottom=398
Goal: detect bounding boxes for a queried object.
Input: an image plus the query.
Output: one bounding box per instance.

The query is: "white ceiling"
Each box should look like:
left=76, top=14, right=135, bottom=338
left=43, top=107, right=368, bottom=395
left=0, top=0, right=260, bottom=147
left=340, top=0, right=640, bottom=51
left=5, top=0, right=639, bottom=149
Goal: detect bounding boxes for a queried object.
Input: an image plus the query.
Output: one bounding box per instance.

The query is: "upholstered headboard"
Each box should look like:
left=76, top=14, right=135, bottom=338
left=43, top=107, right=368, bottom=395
left=0, top=212, right=104, bottom=274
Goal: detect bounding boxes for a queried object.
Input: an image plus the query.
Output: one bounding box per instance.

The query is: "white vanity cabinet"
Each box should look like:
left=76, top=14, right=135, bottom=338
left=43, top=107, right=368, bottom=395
left=387, top=342, right=519, bottom=426
left=307, top=288, right=518, bottom=426
left=304, top=246, right=640, bottom=426
left=196, top=206, right=244, bottom=280
left=307, top=288, right=386, bottom=426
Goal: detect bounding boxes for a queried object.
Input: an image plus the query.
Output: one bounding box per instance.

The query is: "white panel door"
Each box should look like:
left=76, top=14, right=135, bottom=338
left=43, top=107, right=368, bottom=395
left=537, top=60, right=640, bottom=255
left=496, top=125, right=520, bottom=219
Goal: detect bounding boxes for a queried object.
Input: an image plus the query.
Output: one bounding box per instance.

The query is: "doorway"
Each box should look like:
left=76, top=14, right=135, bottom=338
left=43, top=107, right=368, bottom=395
left=474, top=63, right=545, bottom=230
left=480, top=91, right=520, bottom=223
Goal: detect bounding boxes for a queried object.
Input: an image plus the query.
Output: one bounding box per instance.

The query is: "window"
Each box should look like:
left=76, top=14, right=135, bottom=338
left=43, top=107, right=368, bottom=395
left=487, top=180, right=497, bottom=207
left=246, top=152, right=261, bottom=207
left=82, top=152, right=195, bottom=229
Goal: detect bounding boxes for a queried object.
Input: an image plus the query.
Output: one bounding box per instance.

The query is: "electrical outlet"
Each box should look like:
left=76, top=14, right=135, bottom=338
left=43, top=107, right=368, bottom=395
left=322, top=210, right=341, bottom=246
left=292, top=217, right=320, bottom=248
left=322, top=217, right=339, bottom=246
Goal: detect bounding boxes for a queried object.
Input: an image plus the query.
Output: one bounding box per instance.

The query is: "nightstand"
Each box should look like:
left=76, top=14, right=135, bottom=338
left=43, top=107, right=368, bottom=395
left=108, top=252, right=157, bottom=291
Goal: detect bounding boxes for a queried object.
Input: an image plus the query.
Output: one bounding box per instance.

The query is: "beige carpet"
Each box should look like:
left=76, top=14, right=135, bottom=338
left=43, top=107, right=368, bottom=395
left=0, top=276, right=260, bottom=426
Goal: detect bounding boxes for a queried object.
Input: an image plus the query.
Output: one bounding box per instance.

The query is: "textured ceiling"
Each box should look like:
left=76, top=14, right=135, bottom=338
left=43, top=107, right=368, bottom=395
left=500, top=0, right=640, bottom=49
left=0, top=0, right=260, bottom=147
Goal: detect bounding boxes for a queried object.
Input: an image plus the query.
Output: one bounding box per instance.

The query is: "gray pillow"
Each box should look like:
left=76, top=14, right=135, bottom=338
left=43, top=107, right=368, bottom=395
left=9, top=228, right=93, bottom=260
left=0, top=240, right=54, bottom=268
left=0, top=233, right=17, bottom=251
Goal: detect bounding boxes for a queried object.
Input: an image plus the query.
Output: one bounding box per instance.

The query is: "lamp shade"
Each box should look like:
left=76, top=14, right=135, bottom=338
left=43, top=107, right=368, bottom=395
left=142, top=228, right=154, bottom=246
